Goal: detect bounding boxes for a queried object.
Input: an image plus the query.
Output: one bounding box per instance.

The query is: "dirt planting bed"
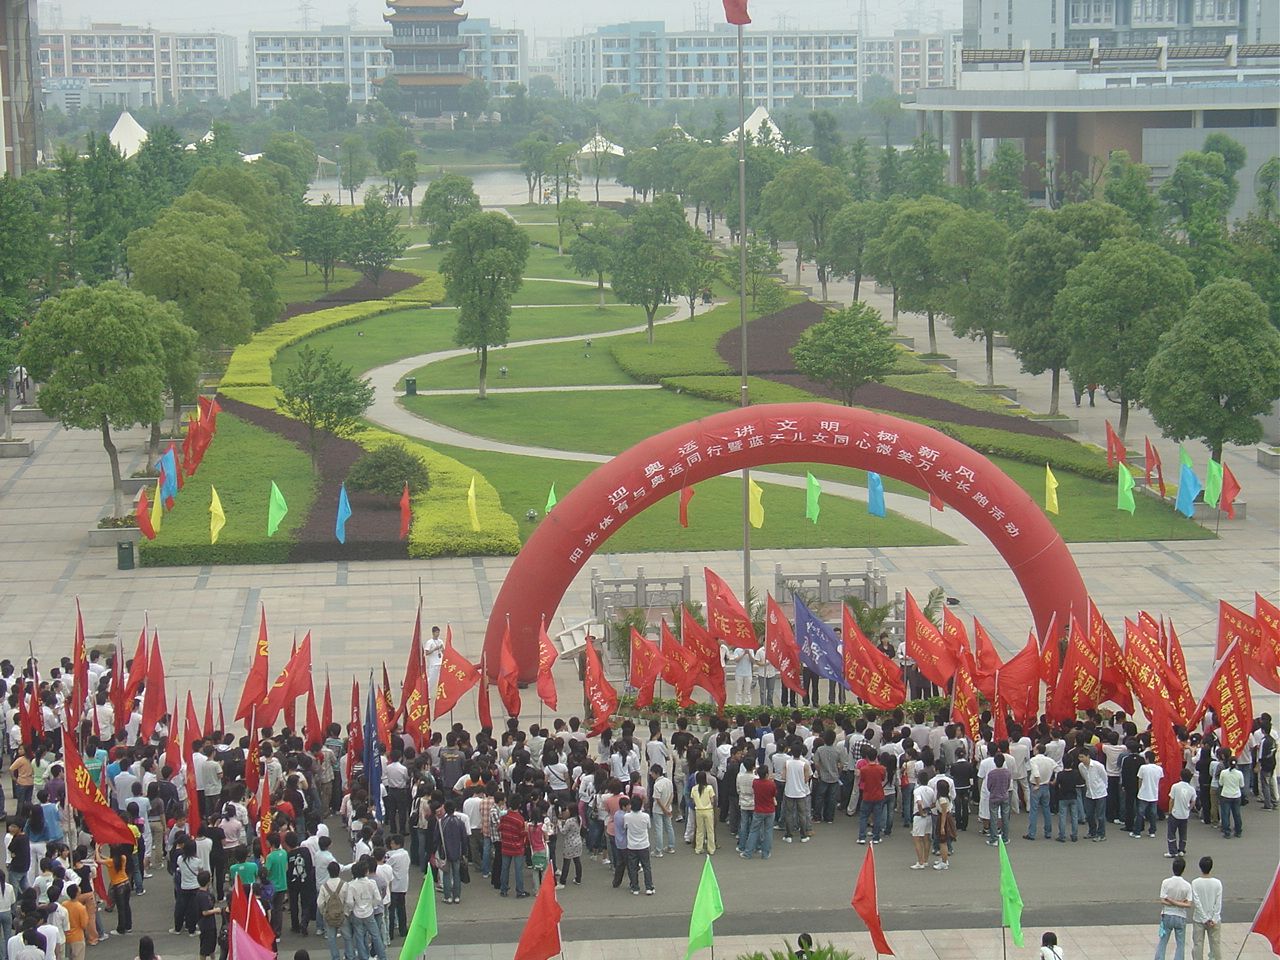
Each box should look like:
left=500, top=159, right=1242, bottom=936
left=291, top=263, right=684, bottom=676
left=280, top=268, right=422, bottom=320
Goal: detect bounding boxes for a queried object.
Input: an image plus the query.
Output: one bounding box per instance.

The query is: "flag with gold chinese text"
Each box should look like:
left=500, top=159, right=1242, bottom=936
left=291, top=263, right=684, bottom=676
left=905, top=590, right=956, bottom=689
left=629, top=628, right=665, bottom=709
left=843, top=604, right=906, bottom=710
left=62, top=730, right=136, bottom=846
left=1216, top=599, right=1280, bottom=694
left=1192, top=638, right=1253, bottom=756
left=705, top=567, right=759, bottom=650
left=765, top=595, right=805, bottom=699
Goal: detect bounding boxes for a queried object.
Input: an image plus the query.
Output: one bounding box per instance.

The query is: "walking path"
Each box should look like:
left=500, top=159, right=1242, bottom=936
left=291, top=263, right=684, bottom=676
left=416, top=384, right=661, bottom=396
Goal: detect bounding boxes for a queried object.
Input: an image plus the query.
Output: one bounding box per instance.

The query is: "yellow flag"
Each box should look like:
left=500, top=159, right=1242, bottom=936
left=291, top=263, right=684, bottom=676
left=467, top=476, right=480, bottom=532
left=1045, top=463, right=1059, bottom=515
left=748, top=477, right=764, bottom=529
left=150, top=479, right=164, bottom=534
left=210, top=485, right=226, bottom=544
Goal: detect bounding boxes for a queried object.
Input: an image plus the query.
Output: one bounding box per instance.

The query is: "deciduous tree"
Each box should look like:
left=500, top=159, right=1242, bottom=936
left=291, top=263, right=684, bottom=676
left=791, top=303, right=899, bottom=405
left=280, top=345, right=375, bottom=470
left=932, top=209, right=1009, bottom=385
left=758, top=155, right=850, bottom=300
left=419, top=173, right=480, bottom=245
left=609, top=194, right=694, bottom=344
left=344, top=191, right=409, bottom=285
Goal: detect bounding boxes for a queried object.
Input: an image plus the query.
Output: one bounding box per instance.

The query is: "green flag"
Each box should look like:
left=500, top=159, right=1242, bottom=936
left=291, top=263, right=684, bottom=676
left=1179, top=444, right=1193, bottom=469
left=1116, top=464, right=1135, bottom=515
left=998, top=838, right=1024, bottom=947
left=805, top=472, right=821, bottom=523
left=545, top=483, right=557, bottom=513
left=686, top=856, right=724, bottom=960
left=267, top=481, right=288, bottom=536
left=1204, top=459, right=1223, bottom=508
left=398, top=866, right=438, bottom=960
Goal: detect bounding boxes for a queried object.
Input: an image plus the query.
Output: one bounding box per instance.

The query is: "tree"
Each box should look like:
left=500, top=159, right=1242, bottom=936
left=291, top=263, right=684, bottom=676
left=610, top=194, right=694, bottom=344
left=77, top=133, right=143, bottom=282
left=262, top=132, right=317, bottom=193
left=1005, top=201, right=1137, bottom=414
left=1231, top=214, right=1280, bottom=328
left=1058, top=238, right=1195, bottom=437
left=826, top=199, right=885, bottom=301
left=18, top=282, right=171, bottom=515
left=1202, top=132, right=1246, bottom=210
left=516, top=133, right=552, bottom=204
left=1103, top=150, right=1159, bottom=235
left=984, top=141, right=1029, bottom=229
left=901, top=134, right=947, bottom=199
left=392, top=151, right=419, bottom=215
left=338, top=136, right=371, bottom=206
left=882, top=196, right=958, bottom=349
left=1144, top=278, right=1280, bottom=461
left=548, top=143, right=580, bottom=250
left=1256, top=156, right=1280, bottom=221
left=371, top=125, right=411, bottom=181
left=419, top=173, right=480, bottom=244
left=876, top=145, right=900, bottom=199
left=1160, top=150, right=1232, bottom=227
left=848, top=137, right=873, bottom=201
left=568, top=212, right=622, bottom=308
left=441, top=212, right=530, bottom=399
left=741, top=237, right=782, bottom=308
left=758, top=155, right=850, bottom=300
left=133, top=126, right=194, bottom=222
left=790, top=303, right=899, bottom=406
left=931, top=209, right=1010, bottom=386
left=189, top=164, right=291, bottom=253
left=297, top=197, right=348, bottom=291
left=679, top=234, right=721, bottom=320
left=280, top=345, right=375, bottom=470
left=458, top=79, right=491, bottom=127
left=502, top=82, right=532, bottom=125
left=0, top=176, right=51, bottom=438
left=344, top=191, right=409, bottom=285
left=809, top=111, right=844, bottom=168
left=148, top=310, right=199, bottom=466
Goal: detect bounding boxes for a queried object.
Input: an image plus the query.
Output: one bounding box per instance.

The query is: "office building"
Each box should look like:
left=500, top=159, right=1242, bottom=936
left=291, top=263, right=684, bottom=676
left=1, top=0, right=41, bottom=176
left=383, top=0, right=469, bottom=117
left=43, top=75, right=153, bottom=112
left=861, top=29, right=962, bottom=96
left=39, top=23, right=238, bottom=104
left=248, top=27, right=392, bottom=108
left=460, top=18, right=526, bottom=91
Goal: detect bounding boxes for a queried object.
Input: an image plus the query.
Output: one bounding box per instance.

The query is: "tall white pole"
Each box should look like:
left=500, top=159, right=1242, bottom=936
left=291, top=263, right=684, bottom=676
left=737, top=22, right=751, bottom=603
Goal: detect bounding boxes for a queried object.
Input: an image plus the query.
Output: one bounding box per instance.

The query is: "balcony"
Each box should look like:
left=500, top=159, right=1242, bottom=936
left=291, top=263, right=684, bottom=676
left=387, top=35, right=465, bottom=47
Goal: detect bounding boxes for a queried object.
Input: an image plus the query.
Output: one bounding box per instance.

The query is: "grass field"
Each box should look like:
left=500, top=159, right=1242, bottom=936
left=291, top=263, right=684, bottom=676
left=421, top=441, right=955, bottom=551
left=275, top=259, right=361, bottom=305
left=406, top=337, right=637, bottom=390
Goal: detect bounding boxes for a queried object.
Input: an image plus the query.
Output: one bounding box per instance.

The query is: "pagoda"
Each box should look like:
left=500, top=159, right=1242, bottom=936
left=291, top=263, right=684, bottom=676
left=383, top=0, right=469, bottom=117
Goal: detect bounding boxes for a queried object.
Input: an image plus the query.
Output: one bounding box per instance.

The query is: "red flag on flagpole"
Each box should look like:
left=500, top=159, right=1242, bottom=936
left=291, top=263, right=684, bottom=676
left=583, top=639, right=618, bottom=737
left=764, top=595, right=805, bottom=699
left=1163, top=618, right=1196, bottom=727
left=136, top=487, right=156, bottom=540
left=139, top=638, right=167, bottom=742
left=1144, top=438, right=1166, bottom=497
left=852, top=843, right=895, bottom=956
left=973, top=618, right=1003, bottom=702
left=905, top=590, right=957, bottom=689
left=1249, top=862, right=1280, bottom=957
left=62, top=730, right=136, bottom=846
left=397, top=605, right=425, bottom=725
left=477, top=655, right=493, bottom=730
left=1192, top=639, right=1254, bottom=756
left=203, top=682, right=215, bottom=736
left=124, top=625, right=149, bottom=705
left=235, top=606, right=270, bottom=724
left=257, top=773, right=273, bottom=858
left=244, top=712, right=260, bottom=800
left=69, top=599, right=89, bottom=732
left=843, top=604, right=906, bottom=710
left=536, top=619, right=559, bottom=712
left=951, top=650, right=981, bottom=743
left=722, top=0, right=751, bottom=27
left=628, top=628, right=664, bottom=709
left=305, top=681, right=322, bottom=751
left=183, top=692, right=201, bottom=760
left=321, top=674, right=333, bottom=737
left=1219, top=463, right=1241, bottom=519
left=1216, top=599, right=1280, bottom=694
left=678, top=485, right=695, bottom=528
left=260, top=632, right=313, bottom=727
left=513, top=868, right=564, bottom=960
left=1090, top=599, right=1135, bottom=714
left=399, top=482, right=411, bottom=540
left=659, top=620, right=698, bottom=708
left=1105, top=420, right=1127, bottom=467
left=497, top=622, right=522, bottom=718
left=681, top=607, right=726, bottom=712
left=434, top=632, right=481, bottom=718
left=704, top=567, right=759, bottom=650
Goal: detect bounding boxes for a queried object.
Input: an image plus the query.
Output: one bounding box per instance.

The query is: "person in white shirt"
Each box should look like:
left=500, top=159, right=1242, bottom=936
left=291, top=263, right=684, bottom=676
left=1025, top=744, right=1059, bottom=841
left=622, top=806, right=653, bottom=895
left=753, top=648, right=778, bottom=707
left=342, top=861, right=386, bottom=960
left=384, top=836, right=411, bottom=942
left=1190, top=856, right=1223, bottom=960
left=424, top=626, right=446, bottom=704
left=1132, top=751, right=1164, bottom=838
left=1166, top=769, right=1197, bottom=858
left=1155, top=857, right=1194, bottom=960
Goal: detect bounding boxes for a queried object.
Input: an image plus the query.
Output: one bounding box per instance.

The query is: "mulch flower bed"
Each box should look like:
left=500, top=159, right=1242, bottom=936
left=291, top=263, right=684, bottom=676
left=218, top=396, right=408, bottom=562
left=718, top=301, right=1063, bottom=439
left=280, top=268, right=422, bottom=321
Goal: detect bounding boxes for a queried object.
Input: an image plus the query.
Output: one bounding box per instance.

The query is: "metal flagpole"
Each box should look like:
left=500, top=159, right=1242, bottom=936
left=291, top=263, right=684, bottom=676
left=736, top=20, right=751, bottom=603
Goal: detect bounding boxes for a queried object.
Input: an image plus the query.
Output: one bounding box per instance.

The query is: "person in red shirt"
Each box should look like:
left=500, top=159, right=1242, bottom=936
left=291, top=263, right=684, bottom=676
left=857, top=747, right=887, bottom=845
left=498, top=807, right=528, bottom=898
left=742, top=765, right=777, bottom=860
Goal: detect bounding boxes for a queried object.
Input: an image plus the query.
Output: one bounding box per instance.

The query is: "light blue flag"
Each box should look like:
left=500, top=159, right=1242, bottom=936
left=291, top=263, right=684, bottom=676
left=794, top=596, right=845, bottom=683
left=867, top=471, right=886, bottom=518
left=335, top=483, right=352, bottom=544
left=1174, top=462, right=1202, bottom=518
left=157, top=449, right=179, bottom=505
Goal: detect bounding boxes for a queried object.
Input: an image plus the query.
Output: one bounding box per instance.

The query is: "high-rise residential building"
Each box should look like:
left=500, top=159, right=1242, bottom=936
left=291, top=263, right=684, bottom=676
left=860, top=29, right=962, bottom=97
left=962, top=0, right=1279, bottom=49
left=383, top=0, right=469, bottom=117
left=459, top=18, right=526, bottom=91
left=248, top=27, right=392, bottom=108
left=1, top=0, right=41, bottom=176
left=561, top=22, right=859, bottom=108
left=39, top=23, right=238, bottom=104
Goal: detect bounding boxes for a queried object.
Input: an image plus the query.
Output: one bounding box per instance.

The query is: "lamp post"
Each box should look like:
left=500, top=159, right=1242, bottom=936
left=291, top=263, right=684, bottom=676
left=736, top=21, right=752, bottom=602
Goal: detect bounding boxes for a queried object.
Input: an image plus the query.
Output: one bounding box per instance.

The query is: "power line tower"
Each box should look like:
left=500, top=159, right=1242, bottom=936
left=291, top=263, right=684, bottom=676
left=347, top=4, right=359, bottom=28
left=299, top=0, right=314, bottom=31
left=693, top=0, right=710, bottom=33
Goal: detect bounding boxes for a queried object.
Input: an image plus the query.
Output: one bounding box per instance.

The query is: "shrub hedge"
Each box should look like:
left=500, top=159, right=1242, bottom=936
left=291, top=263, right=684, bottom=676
left=613, top=693, right=950, bottom=726
left=882, top=373, right=1020, bottom=416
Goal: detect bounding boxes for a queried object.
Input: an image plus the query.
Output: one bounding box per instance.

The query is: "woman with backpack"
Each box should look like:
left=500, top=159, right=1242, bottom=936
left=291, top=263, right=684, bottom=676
left=316, top=862, right=348, bottom=960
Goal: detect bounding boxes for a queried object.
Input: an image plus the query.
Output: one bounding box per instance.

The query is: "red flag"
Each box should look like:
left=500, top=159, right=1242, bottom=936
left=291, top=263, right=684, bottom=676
left=722, top=0, right=751, bottom=27
left=1039, top=611, right=1061, bottom=706
left=995, top=632, right=1042, bottom=726
left=305, top=681, right=322, bottom=751
left=136, top=488, right=156, bottom=540
left=679, top=485, right=695, bottom=528
left=185, top=751, right=202, bottom=836
left=257, top=772, right=273, bottom=858
left=1123, top=619, right=1174, bottom=718
left=321, top=675, right=333, bottom=737
left=109, top=638, right=127, bottom=737
left=1163, top=618, right=1196, bottom=727
left=139, top=638, right=167, bottom=742
left=1144, top=438, right=1166, bottom=497
left=681, top=607, right=726, bottom=712
left=260, top=632, right=312, bottom=727
left=284, top=635, right=300, bottom=731
left=230, top=877, right=274, bottom=953
left=1105, top=419, right=1127, bottom=467
left=843, top=605, right=906, bottom=710
left=764, top=595, right=805, bottom=698
left=203, top=682, right=215, bottom=736
left=1192, top=639, right=1253, bottom=756
left=629, top=628, right=664, bottom=709
left=1216, top=600, right=1280, bottom=694
left=851, top=844, right=894, bottom=956
left=951, top=651, right=981, bottom=743
left=346, top=679, right=361, bottom=782
left=244, top=715, right=260, bottom=799
left=235, top=606, right=270, bottom=724
left=69, top=600, right=88, bottom=732
left=941, top=609, right=971, bottom=669
left=1250, top=862, right=1280, bottom=957
left=477, top=655, right=493, bottom=730
left=905, top=590, right=956, bottom=689
left=124, top=626, right=149, bottom=705
left=181, top=414, right=197, bottom=476
left=165, top=708, right=182, bottom=778
left=1219, top=463, right=1241, bottom=519
left=1090, top=599, right=1134, bottom=714
left=1049, top=614, right=1101, bottom=721
left=183, top=692, right=201, bottom=761
left=62, top=730, right=136, bottom=845
left=973, top=619, right=1003, bottom=702
left=375, top=681, right=393, bottom=750
left=536, top=619, right=559, bottom=712
left=513, top=868, right=564, bottom=960
left=497, top=622, right=522, bottom=718
left=434, top=630, right=481, bottom=717
left=659, top=620, right=697, bottom=708
left=402, top=671, right=432, bottom=750
left=1149, top=698, right=1182, bottom=813
left=399, top=482, right=411, bottom=540
left=704, top=567, right=759, bottom=650
left=929, top=492, right=944, bottom=512
left=583, top=640, right=618, bottom=737
left=397, top=606, right=425, bottom=724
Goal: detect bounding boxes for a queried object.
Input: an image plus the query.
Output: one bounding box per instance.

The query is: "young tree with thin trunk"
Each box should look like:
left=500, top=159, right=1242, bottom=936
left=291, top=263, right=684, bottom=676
left=791, top=303, right=899, bottom=406
left=609, top=194, right=693, bottom=345
left=280, top=345, right=375, bottom=470
left=932, top=209, right=1009, bottom=386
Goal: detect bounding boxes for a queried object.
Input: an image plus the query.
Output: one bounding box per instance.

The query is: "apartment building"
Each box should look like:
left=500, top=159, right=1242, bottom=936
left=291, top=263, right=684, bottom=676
left=860, top=29, right=962, bottom=96
left=248, top=26, right=392, bottom=108
left=39, top=23, right=238, bottom=104
left=1, top=0, right=41, bottom=176
left=561, top=22, right=859, bottom=109
left=460, top=18, right=527, bottom=91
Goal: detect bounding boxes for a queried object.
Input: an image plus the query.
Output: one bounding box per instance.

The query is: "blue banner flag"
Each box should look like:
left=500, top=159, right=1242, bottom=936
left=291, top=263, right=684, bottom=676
left=158, top=449, right=179, bottom=506
left=335, top=484, right=352, bottom=544
left=867, top=472, right=886, bottom=518
left=1174, top=462, right=1202, bottom=519
left=794, top=596, right=844, bottom=683
left=363, top=682, right=383, bottom=822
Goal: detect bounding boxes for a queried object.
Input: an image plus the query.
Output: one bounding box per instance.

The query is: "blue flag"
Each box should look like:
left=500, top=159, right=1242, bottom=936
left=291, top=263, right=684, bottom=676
left=363, top=682, right=383, bottom=822
left=1174, top=462, right=1202, bottom=518
left=335, top=484, right=352, bottom=544
left=794, top=596, right=844, bottom=683
left=158, top=449, right=179, bottom=506
left=867, top=471, right=886, bottom=518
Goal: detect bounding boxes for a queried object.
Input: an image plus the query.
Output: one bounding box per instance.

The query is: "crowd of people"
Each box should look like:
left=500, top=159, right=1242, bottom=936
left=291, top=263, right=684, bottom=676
left=0, top=649, right=1274, bottom=960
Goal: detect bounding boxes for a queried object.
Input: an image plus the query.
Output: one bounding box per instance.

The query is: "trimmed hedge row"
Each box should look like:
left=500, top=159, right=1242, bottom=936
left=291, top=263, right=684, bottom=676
left=883, top=373, right=1020, bottom=416
left=614, top=693, right=950, bottom=726
left=661, top=375, right=817, bottom=405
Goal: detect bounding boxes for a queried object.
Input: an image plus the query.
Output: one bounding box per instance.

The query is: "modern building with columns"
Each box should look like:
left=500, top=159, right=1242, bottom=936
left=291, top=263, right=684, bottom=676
left=906, top=38, right=1280, bottom=218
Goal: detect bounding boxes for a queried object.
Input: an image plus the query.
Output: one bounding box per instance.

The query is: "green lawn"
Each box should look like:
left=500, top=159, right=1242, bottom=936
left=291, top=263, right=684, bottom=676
left=502, top=203, right=559, bottom=224
left=512, top=280, right=622, bottom=306
left=422, top=441, right=954, bottom=551
left=524, top=244, right=597, bottom=283
left=275, top=259, right=361, bottom=305
left=406, top=337, right=637, bottom=390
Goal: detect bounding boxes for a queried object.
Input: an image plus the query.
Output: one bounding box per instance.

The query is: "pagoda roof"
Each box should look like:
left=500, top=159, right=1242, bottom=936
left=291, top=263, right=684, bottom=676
left=394, top=72, right=470, bottom=87
left=384, top=11, right=467, bottom=22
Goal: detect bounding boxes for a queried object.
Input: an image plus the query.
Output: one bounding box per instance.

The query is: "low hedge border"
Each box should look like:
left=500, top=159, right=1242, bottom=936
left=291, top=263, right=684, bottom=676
left=612, top=693, right=950, bottom=727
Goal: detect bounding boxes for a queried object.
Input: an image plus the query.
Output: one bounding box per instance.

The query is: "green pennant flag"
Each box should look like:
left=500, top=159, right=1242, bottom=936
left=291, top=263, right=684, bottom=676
left=1204, top=459, right=1223, bottom=508
left=1116, top=464, right=1135, bottom=515
left=545, top=483, right=557, bottom=513
left=398, top=865, right=438, bottom=960
left=804, top=472, right=821, bottom=523
left=1179, top=444, right=1193, bottom=469
left=267, top=481, right=289, bottom=537
left=998, top=838, right=1025, bottom=947
left=686, top=856, right=724, bottom=960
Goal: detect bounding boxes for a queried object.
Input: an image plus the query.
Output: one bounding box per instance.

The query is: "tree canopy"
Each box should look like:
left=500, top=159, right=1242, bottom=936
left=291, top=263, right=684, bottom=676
left=791, top=303, right=899, bottom=405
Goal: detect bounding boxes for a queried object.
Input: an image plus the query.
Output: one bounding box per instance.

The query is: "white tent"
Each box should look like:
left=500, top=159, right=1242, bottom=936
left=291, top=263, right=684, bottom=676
left=722, top=105, right=788, bottom=149
left=578, top=132, right=625, bottom=158
left=108, top=111, right=148, bottom=159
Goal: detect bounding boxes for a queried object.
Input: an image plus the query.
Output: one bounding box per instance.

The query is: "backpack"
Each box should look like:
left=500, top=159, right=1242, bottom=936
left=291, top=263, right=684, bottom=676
left=321, top=880, right=346, bottom=927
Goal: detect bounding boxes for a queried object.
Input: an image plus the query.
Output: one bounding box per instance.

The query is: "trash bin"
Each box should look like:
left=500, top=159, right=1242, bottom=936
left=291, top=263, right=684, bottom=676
left=404, top=376, right=417, bottom=396
left=117, top=540, right=135, bottom=571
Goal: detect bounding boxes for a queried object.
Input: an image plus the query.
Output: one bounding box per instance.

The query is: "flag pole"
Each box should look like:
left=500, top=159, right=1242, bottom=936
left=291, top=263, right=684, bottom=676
left=1001, top=925, right=1007, bottom=960
left=736, top=18, right=751, bottom=606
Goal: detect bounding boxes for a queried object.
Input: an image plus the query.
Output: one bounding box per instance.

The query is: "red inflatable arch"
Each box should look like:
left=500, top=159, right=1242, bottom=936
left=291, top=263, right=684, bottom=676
left=484, top=402, right=1086, bottom=681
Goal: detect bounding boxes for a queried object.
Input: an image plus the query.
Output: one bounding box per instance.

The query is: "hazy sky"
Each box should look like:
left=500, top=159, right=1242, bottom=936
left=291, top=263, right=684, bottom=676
left=47, top=0, right=960, bottom=43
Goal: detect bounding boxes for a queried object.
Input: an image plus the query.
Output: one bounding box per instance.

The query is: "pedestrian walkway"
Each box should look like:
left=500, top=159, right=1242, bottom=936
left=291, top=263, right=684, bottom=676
left=416, top=384, right=662, bottom=396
